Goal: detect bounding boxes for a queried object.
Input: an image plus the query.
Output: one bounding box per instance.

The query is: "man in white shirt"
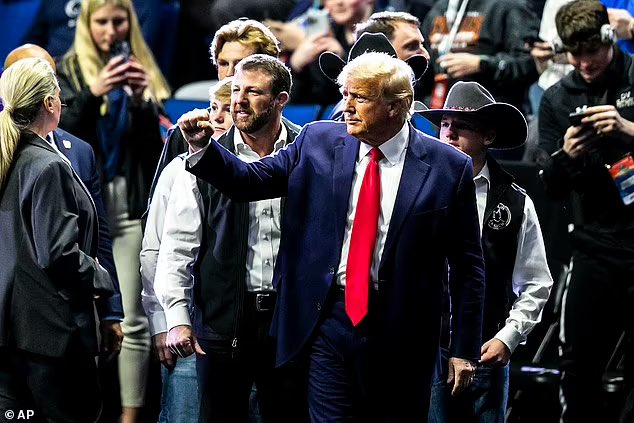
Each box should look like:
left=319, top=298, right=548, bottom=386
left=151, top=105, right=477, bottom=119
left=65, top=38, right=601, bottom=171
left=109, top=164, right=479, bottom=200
left=139, top=79, right=233, bottom=423
left=159, top=55, right=307, bottom=422
left=421, top=81, right=553, bottom=423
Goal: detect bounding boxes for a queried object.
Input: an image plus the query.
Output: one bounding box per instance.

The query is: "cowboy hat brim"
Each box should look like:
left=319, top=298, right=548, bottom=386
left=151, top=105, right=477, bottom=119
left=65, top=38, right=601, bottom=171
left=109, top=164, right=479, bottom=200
left=318, top=32, right=428, bottom=83
left=417, top=102, right=527, bottom=149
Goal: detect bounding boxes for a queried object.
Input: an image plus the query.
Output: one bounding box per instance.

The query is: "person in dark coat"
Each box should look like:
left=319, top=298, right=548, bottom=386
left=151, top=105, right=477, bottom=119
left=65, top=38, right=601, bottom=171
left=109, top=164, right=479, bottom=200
left=0, top=57, right=113, bottom=423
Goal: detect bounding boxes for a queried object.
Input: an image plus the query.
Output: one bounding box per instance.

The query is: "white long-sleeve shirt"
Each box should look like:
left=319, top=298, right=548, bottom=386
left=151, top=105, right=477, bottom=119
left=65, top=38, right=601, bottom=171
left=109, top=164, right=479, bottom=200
left=475, top=162, right=554, bottom=353
left=153, top=163, right=204, bottom=331
left=139, top=155, right=189, bottom=336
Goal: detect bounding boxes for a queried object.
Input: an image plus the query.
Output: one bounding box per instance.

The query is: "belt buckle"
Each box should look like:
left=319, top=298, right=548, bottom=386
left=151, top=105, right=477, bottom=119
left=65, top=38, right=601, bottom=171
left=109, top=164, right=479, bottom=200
left=256, top=292, right=272, bottom=312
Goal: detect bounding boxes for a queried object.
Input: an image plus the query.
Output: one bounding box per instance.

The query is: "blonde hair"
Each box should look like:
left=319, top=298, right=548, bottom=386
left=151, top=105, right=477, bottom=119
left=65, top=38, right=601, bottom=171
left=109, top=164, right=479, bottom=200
left=0, top=58, right=59, bottom=188
left=210, top=19, right=280, bottom=65
left=209, top=77, right=233, bottom=105
left=337, top=52, right=414, bottom=119
left=65, top=0, right=170, bottom=103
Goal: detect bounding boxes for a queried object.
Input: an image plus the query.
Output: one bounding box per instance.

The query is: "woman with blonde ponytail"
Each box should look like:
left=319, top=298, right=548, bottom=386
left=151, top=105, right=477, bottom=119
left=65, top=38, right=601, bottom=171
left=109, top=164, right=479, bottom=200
left=0, top=58, right=114, bottom=422
left=55, top=1, right=169, bottom=421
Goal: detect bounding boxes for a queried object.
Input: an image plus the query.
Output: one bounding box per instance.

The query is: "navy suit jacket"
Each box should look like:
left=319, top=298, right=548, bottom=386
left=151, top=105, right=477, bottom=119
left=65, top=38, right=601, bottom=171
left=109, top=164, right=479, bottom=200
left=189, top=121, right=485, bottom=380
left=52, top=128, right=123, bottom=321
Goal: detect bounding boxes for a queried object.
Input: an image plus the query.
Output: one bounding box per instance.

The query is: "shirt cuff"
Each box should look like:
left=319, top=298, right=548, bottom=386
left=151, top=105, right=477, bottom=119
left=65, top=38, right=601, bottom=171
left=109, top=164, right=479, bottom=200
left=185, top=136, right=209, bottom=167
left=165, top=305, right=192, bottom=331
left=147, top=310, right=167, bottom=337
left=494, top=323, right=523, bottom=354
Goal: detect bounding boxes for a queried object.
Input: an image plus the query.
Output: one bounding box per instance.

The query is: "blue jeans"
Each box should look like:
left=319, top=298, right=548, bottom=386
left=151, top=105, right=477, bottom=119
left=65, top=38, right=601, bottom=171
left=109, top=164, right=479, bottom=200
left=429, top=351, right=509, bottom=423
left=158, top=354, right=199, bottom=423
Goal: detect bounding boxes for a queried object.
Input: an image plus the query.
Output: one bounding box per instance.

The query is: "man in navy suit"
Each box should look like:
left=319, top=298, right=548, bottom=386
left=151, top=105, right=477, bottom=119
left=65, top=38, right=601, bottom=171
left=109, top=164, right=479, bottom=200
left=183, top=53, right=485, bottom=421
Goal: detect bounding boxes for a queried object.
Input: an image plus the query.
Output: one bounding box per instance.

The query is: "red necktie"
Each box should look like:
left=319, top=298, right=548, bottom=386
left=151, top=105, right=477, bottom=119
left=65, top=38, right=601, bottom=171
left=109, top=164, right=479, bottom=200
left=346, top=147, right=383, bottom=326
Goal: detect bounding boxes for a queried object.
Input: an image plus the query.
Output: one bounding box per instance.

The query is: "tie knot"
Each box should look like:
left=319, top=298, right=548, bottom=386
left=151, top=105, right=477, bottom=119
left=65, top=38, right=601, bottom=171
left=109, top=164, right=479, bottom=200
left=370, top=147, right=384, bottom=162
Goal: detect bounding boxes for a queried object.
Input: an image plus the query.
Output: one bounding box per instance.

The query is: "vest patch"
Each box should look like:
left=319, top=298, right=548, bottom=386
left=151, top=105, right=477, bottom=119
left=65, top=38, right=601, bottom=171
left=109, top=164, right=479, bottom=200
left=487, top=203, right=511, bottom=230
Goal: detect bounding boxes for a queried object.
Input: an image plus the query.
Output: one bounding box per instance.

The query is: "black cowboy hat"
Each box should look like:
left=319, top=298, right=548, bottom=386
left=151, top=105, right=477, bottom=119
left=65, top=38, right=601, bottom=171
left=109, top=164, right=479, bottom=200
left=418, top=81, right=527, bottom=149
left=318, top=32, right=428, bottom=84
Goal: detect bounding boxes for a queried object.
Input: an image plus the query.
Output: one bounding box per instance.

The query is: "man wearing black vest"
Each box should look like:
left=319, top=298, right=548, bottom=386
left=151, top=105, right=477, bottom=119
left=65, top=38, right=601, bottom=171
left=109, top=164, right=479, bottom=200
left=155, top=55, right=306, bottom=422
left=422, top=81, right=553, bottom=423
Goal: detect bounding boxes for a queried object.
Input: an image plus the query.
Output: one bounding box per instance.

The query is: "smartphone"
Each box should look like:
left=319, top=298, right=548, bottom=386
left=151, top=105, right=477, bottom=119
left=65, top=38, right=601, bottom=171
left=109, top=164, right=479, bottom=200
left=111, top=40, right=130, bottom=62
left=569, top=110, right=587, bottom=127
left=304, top=8, right=330, bottom=37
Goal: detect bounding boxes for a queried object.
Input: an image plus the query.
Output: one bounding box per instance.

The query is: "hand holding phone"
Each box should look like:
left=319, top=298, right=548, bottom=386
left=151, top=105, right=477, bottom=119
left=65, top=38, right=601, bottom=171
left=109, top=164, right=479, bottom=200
left=111, top=40, right=130, bottom=62
left=568, top=110, right=588, bottom=127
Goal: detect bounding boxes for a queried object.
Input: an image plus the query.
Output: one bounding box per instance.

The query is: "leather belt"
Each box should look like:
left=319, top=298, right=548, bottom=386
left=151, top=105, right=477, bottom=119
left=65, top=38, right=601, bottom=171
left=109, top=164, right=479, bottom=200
left=246, top=291, right=277, bottom=312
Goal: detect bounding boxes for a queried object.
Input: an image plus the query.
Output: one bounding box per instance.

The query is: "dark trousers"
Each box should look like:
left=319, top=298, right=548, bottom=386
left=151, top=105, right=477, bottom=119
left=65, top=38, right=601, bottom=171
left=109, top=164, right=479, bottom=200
left=429, top=348, right=509, bottom=423
left=196, top=297, right=309, bottom=423
left=0, top=343, right=101, bottom=423
left=307, top=290, right=432, bottom=422
left=560, top=245, right=634, bottom=423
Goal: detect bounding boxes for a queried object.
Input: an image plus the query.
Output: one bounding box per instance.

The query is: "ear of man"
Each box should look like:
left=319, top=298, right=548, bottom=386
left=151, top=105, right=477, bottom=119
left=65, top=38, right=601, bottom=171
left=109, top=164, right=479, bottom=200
left=275, top=91, right=290, bottom=109
left=483, top=129, right=496, bottom=147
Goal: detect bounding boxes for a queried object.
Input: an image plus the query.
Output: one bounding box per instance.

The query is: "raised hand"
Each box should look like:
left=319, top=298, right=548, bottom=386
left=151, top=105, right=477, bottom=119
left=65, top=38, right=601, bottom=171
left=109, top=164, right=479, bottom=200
left=177, top=108, right=214, bottom=150
left=90, top=55, right=130, bottom=97
left=437, top=53, right=481, bottom=78
left=126, top=56, right=149, bottom=103
left=581, top=105, right=634, bottom=144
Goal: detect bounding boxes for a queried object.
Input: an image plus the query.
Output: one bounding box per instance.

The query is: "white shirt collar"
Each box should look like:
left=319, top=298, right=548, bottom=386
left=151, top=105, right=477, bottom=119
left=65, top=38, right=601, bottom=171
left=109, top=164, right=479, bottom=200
left=357, top=122, right=409, bottom=165
left=233, top=123, right=288, bottom=155
left=474, top=160, right=491, bottom=188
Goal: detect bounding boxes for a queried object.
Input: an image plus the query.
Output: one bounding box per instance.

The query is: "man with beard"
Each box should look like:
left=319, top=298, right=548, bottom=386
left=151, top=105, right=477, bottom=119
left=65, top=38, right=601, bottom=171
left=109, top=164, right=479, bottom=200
left=159, top=55, right=308, bottom=422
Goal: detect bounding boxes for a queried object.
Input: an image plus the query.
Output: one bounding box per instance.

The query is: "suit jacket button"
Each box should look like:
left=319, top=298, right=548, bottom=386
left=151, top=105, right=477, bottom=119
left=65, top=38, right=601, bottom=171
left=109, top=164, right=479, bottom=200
left=329, top=267, right=335, bottom=275
left=316, top=302, right=322, bottom=311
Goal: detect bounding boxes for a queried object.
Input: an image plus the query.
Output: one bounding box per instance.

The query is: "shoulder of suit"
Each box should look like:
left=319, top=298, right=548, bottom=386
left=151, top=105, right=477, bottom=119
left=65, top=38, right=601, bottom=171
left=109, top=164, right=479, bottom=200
left=17, top=142, right=72, bottom=178
left=301, top=119, right=347, bottom=134
left=54, top=128, right=93, bottom=152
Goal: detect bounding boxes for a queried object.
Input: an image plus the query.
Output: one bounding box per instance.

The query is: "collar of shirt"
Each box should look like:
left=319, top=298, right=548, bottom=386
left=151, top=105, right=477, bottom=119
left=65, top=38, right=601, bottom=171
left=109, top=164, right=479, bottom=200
left=233, top=124, right=288, bottom=156
left=357, top=121, right=409, bottom=166
left=474, top=160, right=491, bottom=189
left=474, top=160, right=491, bottom=230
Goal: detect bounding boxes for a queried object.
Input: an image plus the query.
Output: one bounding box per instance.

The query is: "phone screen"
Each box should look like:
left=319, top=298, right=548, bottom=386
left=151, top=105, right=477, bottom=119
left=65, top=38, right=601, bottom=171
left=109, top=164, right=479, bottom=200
left=304, top=9, right=330, bottom=37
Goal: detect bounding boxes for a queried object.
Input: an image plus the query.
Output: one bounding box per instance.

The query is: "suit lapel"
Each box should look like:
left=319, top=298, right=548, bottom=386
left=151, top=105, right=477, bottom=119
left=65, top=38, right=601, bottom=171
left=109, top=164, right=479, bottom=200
left=333, top=134, right=359, bottom=246
left=380, top=127, right=431, bottom=269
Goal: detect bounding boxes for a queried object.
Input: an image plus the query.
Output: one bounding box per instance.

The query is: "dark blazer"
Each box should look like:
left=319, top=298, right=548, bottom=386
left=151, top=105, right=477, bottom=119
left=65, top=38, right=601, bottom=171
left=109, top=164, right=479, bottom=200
left=52, top=128, right=123, bottom=321
left=189, top=121, right=485, bottom=383
left=0, top=134, right=113, bottom=357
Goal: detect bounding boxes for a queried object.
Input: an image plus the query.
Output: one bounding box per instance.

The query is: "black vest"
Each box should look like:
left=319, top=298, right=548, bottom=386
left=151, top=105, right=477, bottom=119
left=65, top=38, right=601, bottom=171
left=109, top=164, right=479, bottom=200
left=193, top=123, right=299, bottom=339
left=480, top=156, right=526, bottom=341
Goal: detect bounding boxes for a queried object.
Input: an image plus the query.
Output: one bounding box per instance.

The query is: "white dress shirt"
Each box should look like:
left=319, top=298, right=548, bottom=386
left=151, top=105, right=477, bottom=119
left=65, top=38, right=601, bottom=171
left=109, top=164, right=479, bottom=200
left=139, top=155, right=191, bottom=336
left=156, top=126, right=286, bottom=331
left=233, top=127, right=285, bottom=292
left=475, top=162, right=553, bottom=353
left=336, top=122, right=409, bottom=287
left=153, top=160, right=203, bottom=331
